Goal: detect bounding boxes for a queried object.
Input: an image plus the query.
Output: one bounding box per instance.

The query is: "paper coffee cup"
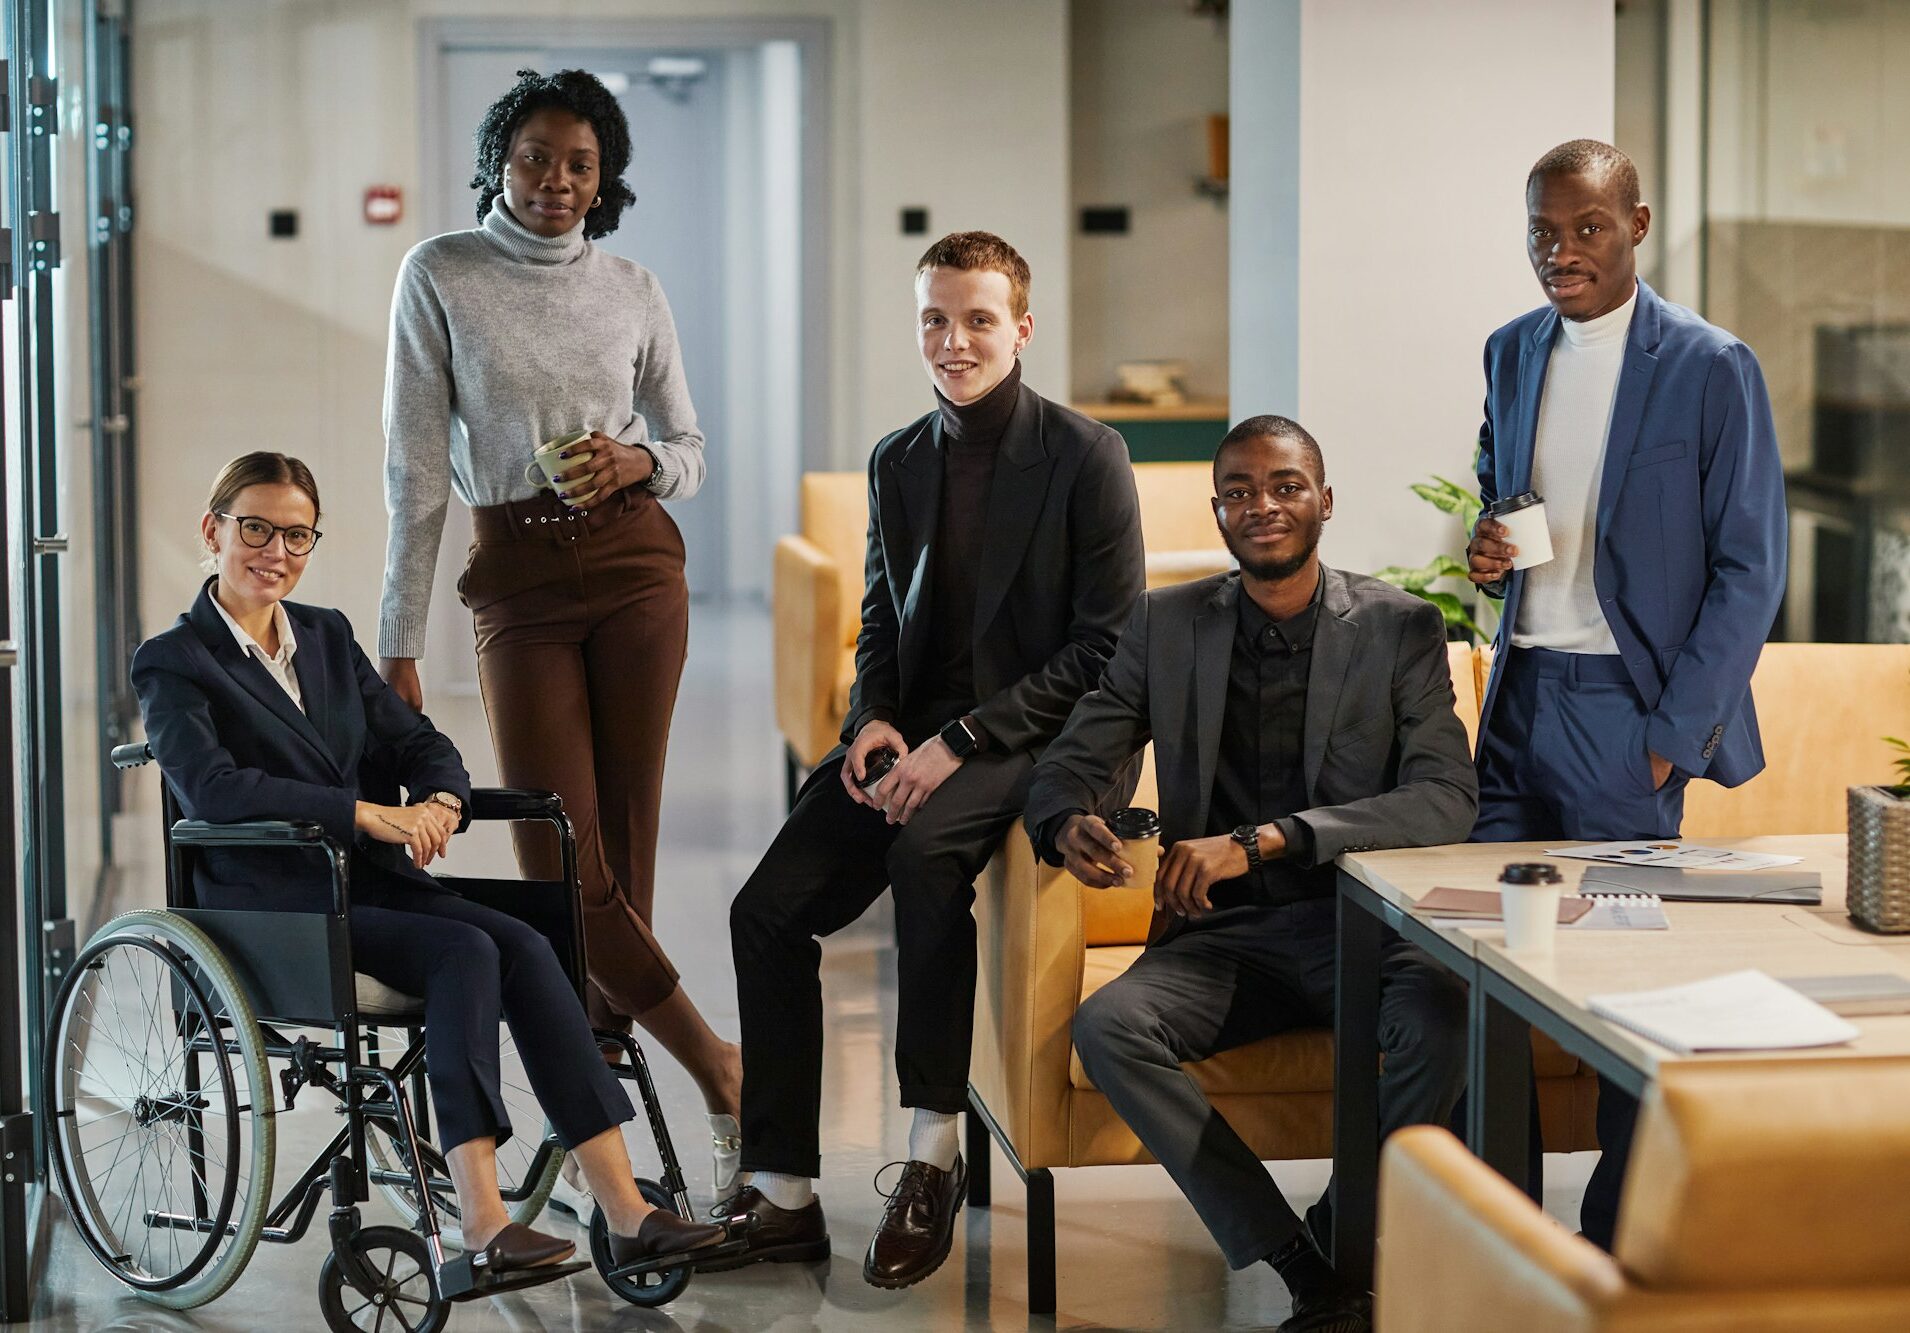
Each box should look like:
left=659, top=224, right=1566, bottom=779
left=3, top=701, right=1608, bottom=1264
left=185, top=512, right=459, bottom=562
left=1500, top=862, right=1565, bottom=954
left=523, top=430, right=598, bottom=505
left=1110, top=807, right=1162, bottom=892
left=1489, top=492, right=1554, bottom=570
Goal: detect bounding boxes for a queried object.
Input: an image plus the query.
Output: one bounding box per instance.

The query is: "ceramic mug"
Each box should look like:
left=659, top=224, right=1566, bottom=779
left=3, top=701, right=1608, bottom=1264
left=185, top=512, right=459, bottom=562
left=523, top=430, right=598, bottom=505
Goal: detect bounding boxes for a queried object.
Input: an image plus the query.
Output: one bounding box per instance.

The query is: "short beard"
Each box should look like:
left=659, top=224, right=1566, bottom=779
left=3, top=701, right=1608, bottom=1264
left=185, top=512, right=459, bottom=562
left=1225, top=529, right=1318, bottom=584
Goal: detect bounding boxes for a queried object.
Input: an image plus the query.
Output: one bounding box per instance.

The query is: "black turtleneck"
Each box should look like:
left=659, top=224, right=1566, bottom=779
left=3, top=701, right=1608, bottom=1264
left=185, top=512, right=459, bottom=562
left=917, top=361, right=1022, bottom=732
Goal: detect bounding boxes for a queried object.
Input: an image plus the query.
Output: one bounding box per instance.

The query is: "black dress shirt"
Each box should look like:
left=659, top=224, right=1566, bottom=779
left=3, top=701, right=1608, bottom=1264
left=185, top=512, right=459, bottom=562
left=1204, top=573, right=1326, bottom=907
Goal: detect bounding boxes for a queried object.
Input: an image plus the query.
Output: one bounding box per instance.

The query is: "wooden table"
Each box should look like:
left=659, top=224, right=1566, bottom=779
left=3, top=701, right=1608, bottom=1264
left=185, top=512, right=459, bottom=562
left=1330, top=835, right=1910, bottom=1287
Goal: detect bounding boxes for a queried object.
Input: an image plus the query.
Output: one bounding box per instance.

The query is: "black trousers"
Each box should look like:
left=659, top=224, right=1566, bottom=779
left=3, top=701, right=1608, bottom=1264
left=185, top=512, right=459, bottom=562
left=348, top=866, right=633, bottom=1153
left=730, top=748, right=1034, bottom=1179
left=1071, top=898, right=1467, bottom=1269
left=1472, top=648, right=1686, bottom=1248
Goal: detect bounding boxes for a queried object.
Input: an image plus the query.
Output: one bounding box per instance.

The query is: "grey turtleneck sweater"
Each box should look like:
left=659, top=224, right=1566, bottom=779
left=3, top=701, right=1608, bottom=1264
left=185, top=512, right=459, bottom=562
left=377, top=203, right=706, bottom=660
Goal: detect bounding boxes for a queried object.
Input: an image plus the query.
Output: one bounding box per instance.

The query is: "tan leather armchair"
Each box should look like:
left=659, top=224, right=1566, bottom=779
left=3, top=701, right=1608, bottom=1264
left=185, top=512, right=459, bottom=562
left=967, top=640, right=1601, bottom=1315
left=771, top=464, right=1235, bottom=804
left=1377, top=1060, right=1910, bottom=1332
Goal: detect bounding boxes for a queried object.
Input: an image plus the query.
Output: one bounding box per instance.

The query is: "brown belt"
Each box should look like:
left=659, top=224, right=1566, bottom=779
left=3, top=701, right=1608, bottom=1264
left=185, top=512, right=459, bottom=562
left=471, top=487, right=649, bottom=543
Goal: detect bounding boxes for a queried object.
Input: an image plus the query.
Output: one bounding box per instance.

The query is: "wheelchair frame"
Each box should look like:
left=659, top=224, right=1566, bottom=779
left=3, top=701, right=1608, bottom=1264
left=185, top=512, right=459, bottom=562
left=42, top=741, right=742, bottom=1328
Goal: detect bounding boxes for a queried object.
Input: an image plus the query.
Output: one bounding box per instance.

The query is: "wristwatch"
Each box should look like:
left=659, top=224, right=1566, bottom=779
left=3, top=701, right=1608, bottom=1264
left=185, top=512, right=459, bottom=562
left=938, top=715, right=983, bottom=759
left=1231, top=824, right=1265, bottom=872
left=633, top=443, right=665, bottom=492
left=426, top=791, right=464, bottom=819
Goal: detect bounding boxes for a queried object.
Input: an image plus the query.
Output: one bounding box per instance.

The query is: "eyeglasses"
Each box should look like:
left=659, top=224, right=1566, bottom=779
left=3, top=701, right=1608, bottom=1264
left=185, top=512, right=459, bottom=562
left=217, top=512, right=322, bottom=556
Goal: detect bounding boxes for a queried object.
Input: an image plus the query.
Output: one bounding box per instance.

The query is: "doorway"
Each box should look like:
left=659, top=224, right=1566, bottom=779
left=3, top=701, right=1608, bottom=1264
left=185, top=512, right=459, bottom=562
left=418, top=19, right=827, bottom=696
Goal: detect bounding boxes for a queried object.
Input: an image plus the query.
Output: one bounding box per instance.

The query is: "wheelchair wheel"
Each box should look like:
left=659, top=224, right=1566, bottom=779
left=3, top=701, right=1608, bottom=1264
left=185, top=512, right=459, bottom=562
left=589, top=1177, right=694, bottom=1308
left=43, top=909, right=275, bottom=1309
left=363, top=1023, right=560, bottom=1246
left=317, top=1224, right=446, bottom=1333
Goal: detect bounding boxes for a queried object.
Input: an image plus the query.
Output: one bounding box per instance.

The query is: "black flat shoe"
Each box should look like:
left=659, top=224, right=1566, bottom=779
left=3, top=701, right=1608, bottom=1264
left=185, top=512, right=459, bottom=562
left=1278, top=1288, right=1372, bottom=1333
left=474, top=1222, right=575, bottom=1275
left=607, top=1208, right=726, bottom=1266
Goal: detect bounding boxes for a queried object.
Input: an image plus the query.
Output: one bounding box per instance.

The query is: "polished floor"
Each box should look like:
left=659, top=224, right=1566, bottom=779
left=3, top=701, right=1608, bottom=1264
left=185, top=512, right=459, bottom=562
left=24, top=602, right=1593, bottom=1332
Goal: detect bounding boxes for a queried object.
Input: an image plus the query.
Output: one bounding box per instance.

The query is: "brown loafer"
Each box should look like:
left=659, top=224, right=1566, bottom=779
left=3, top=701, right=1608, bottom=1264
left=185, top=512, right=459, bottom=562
left=608, top=1209, right=726, bottom=1266
left=475, top=1222, right=575, bottom=1275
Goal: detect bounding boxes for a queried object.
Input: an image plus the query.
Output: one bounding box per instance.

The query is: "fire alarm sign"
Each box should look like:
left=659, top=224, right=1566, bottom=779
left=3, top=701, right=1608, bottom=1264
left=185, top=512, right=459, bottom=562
left=364, top=186, right=403, bottom=225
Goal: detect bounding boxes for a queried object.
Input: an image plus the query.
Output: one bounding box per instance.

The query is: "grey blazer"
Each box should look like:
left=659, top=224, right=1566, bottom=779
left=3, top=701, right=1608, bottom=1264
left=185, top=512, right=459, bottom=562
left=1024, top=566, right=1479, bottom=866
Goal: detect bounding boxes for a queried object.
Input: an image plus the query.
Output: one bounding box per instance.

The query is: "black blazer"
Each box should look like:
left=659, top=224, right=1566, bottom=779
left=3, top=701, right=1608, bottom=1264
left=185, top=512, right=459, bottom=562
left=842, top=382, right=1147, bottom=760
left=1025, top=567, right=1479, bottom=866
left=131, top=580, right=472, bottom=912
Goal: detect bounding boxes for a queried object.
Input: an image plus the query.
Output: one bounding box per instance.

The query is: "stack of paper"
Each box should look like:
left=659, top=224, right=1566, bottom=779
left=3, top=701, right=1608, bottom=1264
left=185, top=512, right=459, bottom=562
left=1587, top=970, right=1860, bottom=1056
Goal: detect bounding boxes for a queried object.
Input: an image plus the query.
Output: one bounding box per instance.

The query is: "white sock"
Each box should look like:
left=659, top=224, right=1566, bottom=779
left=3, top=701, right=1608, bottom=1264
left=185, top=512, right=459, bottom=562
left=908, top=1109, right=960, bottom=1172
left=751, top=1170, right=815, bottom=1211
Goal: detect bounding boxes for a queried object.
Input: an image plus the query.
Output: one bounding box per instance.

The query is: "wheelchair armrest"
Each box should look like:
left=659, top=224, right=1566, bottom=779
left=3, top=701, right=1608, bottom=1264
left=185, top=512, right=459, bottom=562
left=170, top=819, right=334, bottom=848
left=111, top=741, right=154, bottom=769
left=468, top=788, right=563, bottom=822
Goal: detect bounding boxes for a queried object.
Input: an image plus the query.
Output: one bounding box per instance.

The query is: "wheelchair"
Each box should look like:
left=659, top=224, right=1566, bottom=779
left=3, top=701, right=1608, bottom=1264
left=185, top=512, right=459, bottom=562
left=42, top=741, right=746, bottom=1331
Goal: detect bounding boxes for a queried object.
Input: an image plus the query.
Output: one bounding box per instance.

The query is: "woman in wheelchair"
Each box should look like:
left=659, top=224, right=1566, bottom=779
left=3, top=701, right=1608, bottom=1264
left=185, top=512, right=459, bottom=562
left=130, top=451, right=724, bottom=1284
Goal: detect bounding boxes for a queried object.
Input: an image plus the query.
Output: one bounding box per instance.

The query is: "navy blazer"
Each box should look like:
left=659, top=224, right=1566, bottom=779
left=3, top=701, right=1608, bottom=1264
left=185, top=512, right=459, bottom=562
left=1476, top=280, right=1787, bottom=786
left=131, top=580, right=472, bottom=912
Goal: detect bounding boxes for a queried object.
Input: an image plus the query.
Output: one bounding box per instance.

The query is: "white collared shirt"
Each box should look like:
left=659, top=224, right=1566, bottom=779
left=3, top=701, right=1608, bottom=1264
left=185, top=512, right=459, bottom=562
left=210, top=593, right=305, bottom=713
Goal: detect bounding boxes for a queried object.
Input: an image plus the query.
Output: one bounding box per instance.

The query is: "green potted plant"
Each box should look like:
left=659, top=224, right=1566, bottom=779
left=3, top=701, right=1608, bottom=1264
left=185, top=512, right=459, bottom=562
left=1848, top=723, right=1910, bottom=932
left=1375, top=472, right=1497, bottom=644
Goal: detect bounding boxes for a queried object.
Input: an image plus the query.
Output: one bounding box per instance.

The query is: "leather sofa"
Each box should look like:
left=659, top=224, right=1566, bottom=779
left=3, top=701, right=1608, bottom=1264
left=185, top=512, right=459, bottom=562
left=1377, top=1060, right=1910, bottom=1331
left=771, top=464, right=1233, bottom=805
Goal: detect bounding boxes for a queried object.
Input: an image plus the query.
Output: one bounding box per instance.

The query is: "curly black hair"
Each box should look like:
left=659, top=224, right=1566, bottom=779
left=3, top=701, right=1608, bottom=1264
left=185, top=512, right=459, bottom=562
left=470, top=68, right=636, bottom=241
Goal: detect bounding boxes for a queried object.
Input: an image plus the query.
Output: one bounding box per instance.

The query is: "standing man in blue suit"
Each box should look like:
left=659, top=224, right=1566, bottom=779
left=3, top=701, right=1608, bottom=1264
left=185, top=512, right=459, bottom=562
left=1467, top=140, right=1787, bottom=1248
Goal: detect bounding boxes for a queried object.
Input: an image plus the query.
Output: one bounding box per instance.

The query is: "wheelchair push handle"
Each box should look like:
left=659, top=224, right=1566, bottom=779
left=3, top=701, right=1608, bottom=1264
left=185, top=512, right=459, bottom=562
left=111, top=740, right=154, bottom=769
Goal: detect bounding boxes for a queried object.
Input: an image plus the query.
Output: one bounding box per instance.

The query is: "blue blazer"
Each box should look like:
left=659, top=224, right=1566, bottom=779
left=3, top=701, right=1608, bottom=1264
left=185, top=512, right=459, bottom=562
left=1476, top=280, right=1787, bottom=787
left=131, top=580, right=472, bottom=912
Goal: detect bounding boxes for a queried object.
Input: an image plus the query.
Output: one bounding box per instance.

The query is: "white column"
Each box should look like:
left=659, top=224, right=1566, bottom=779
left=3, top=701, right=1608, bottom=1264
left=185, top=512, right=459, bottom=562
left=1232, top=0, right=1616, bottom=578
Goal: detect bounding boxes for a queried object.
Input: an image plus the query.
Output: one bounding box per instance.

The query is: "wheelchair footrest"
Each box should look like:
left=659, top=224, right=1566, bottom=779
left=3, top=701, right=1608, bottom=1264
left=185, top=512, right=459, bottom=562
left=602, top=1229, right=751, bottom=1281
left=438, top=1252, right=592, bottom=1303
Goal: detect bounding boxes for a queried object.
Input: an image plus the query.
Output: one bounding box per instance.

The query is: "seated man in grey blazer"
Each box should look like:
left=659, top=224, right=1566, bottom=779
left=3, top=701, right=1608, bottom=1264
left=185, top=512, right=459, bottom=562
left=1025, top=416, right=1477, bottom=1333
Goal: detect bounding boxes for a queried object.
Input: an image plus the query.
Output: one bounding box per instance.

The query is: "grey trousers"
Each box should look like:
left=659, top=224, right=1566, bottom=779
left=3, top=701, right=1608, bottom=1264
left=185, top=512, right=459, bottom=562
left=1072, top=896, right=1467, bottom=1270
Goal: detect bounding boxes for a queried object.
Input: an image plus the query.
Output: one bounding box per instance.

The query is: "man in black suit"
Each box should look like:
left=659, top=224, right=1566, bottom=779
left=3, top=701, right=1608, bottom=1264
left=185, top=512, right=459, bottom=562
left=720, top=232, right=1145, bottom=1289
left=1025, top=418, right=1476, bottom=1333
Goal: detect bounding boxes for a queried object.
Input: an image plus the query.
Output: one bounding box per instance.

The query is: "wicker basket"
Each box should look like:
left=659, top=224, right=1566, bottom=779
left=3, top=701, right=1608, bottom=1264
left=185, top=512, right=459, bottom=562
left=1847, top=785, right=1910, bottom=933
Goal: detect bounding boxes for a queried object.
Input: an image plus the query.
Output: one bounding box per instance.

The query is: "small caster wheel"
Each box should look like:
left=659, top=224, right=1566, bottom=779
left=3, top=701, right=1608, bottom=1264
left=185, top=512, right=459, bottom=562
left=318, top=1224, right=447, bottom=1333
left=590, top=1177, right=695, bottom=1308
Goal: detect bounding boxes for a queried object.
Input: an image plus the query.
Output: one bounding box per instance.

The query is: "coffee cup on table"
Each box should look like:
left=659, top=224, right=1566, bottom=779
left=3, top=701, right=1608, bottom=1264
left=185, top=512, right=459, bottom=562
left=1487, top=491, right=1554, bottom=570
left=1109, top=807, right=1163, bottom=892
left=1499, top=862, right=1566, bottom=954
left=524, top=430, right=598, bottom=505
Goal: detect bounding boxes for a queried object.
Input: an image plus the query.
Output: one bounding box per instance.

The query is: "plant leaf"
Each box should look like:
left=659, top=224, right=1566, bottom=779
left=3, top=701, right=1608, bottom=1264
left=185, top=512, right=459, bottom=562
left=1420, top=590, right=1486, bottom=639
left=1375, top=562, right=1436, bottom=593
left=1410, top=481, right=1479, bottom=519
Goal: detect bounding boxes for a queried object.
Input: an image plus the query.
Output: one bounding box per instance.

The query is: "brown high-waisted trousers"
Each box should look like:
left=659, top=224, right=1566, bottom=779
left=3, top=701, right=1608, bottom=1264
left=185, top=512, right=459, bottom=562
left=460, top=485, right=687, bottom=1022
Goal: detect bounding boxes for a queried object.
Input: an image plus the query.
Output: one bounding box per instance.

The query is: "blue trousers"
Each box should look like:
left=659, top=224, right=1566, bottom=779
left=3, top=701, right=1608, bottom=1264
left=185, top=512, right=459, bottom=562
left=350, top=865, right=634, bottom=1153
left=1472, top=647, right=1687, bottom=1249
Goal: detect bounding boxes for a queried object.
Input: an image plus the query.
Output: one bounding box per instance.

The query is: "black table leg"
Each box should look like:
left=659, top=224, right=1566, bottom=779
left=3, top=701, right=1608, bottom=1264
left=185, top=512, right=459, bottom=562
left=1331, top=870, right=1383, bottom=1289
left=1468, top=970, right=1534, bottom=1196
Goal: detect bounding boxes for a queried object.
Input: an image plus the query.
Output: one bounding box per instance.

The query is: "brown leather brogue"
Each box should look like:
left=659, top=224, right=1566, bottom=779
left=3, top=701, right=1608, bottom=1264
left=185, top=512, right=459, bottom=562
left=695, top=1184, right=831, bottom=1272
left=862, top=1156, right=965, bottom=1289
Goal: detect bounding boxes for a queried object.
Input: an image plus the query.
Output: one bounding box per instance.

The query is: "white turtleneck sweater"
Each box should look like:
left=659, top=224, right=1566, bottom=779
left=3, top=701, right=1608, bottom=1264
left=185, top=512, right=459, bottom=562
left=377, top=203, right=706, bottom=660
left=1510, top=285, right=1638, bottom=654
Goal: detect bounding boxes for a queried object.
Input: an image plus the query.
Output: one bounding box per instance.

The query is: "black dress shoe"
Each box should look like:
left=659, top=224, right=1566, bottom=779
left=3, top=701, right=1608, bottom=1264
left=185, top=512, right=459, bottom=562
left=862, top=1156, right=965, bottom=1289
left=607, top=1209, right=726, bottom=1267
left=1278, top=1288, right=1372, bottom=1333
left=696, top=1184, right=831, bottom=1272
left=474, top=1222, right=575, bottom=1275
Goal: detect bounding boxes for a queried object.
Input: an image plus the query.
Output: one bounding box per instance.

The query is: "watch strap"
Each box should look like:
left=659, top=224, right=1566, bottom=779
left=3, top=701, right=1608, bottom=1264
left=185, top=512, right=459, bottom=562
left=1233, top=824, right=1264, bottom=872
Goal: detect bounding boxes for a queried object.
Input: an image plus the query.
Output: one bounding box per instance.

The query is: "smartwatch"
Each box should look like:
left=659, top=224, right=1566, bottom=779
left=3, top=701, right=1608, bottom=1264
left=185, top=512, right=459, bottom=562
left=1231, top=824, right=1264, bottom=872
left=938, top=716, right=983, bottom=759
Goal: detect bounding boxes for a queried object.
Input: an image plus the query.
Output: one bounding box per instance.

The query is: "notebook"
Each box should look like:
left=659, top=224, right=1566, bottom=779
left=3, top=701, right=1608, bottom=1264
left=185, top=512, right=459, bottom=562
left=1567, top=894, right=1668, bottom=930
left=1415, top=886, right=1594, bottom=924
left=1587, top=969, right=1860, bottom=1056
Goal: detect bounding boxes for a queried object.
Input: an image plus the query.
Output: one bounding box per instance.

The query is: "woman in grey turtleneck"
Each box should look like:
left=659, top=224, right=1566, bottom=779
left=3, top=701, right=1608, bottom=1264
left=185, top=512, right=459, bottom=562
left=375, top=69, right=741, bottom=1204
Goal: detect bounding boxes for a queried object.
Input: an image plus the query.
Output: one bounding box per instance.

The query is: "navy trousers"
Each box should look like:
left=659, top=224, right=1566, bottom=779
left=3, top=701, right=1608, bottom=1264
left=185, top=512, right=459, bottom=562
left=349, top=864, right=633, bottom=1153
left=1472, top=647, right=1687, bottom=1249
